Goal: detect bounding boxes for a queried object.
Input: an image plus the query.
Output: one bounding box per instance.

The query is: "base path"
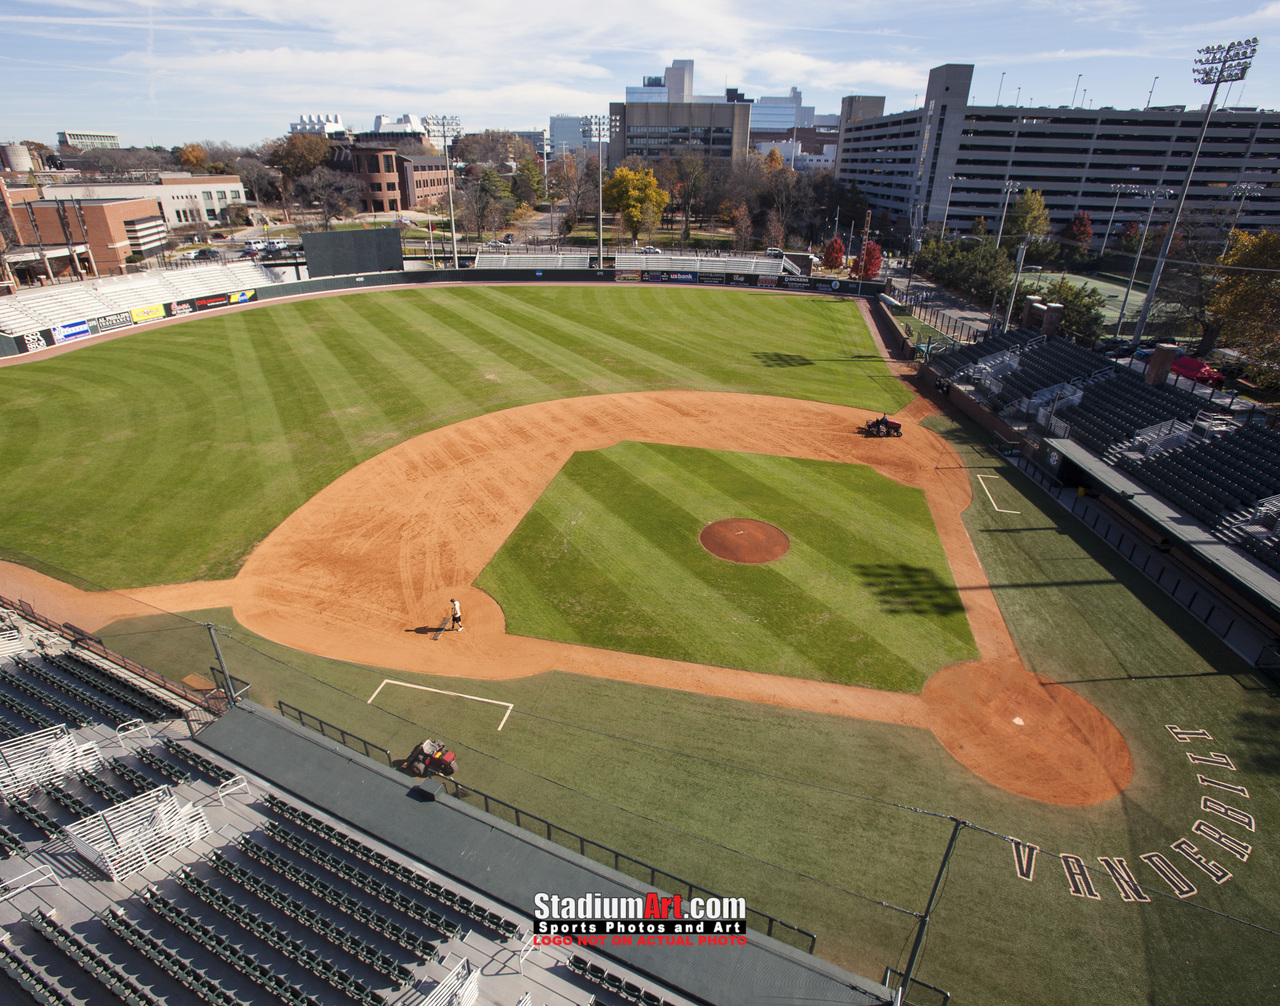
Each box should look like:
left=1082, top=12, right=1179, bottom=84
left=2, top=384, right=1131, bottom=806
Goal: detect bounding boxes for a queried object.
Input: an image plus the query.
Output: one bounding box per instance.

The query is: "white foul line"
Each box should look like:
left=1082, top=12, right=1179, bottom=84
left=976, top=474, right=1021, bottom=514
left=367, top=679, right=514, bottom=731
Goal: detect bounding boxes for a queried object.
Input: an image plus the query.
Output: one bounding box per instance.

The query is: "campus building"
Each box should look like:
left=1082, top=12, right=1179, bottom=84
left=2, top=183, right=168, bottom=278
left=39, top=173, right=246, bottom=228
left=289, top=114, right=347, bottom=138
left=836, top=63, right=1280, bottom=244
left=330, top=144, right=450, bottom=213
left=56, top=130, right=121, bottom=150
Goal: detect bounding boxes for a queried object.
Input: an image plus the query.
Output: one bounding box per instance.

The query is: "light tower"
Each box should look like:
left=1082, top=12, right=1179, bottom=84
left=1131, top=37, right=1259, bottom=344
left=581, top=114, right=619, bottom=267
left=424, top=114, right=462, bottom=268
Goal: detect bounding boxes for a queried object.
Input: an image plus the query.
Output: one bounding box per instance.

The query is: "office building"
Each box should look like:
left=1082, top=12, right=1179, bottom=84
left=609, top=60, right=751, bottom=168
left=836, top=63, right=1280, bottom=243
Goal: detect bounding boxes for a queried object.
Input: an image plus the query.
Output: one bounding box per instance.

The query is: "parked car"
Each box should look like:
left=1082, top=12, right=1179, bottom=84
left=484, top=239, right=505, bottom=248
left=210, top=232, right=227, bottom=240
left=193, top=248, right=220, bottom=261
left=178, top=250, right=199, bottom=260
left=244, top=239, right=266, bottom=251
left=239, top=249, right=259, bottom=259
left=1170, top=355, right=1225, bottom=387
left=267, top=238, right=290, bottom=250
left=640, top=246, right=661, bottom=254
left=501, top=233, right=514, bottom=244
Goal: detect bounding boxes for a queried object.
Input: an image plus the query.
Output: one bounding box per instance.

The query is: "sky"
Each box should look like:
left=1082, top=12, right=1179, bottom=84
left=2, top=0, right=1279, bottom=150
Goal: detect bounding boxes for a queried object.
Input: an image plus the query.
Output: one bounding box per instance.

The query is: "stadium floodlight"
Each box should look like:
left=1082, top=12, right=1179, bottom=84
left=1224, top=181, right=1265, bottom=255
left=1115, top=187, right=1174, bottom=339
left=1098, top=183, right=1140, bottom=259
left=994, top=179, right=1022, bottom=247
left=1131, top=37, right=1259, bottom=344
left=940, top=176, right=964, bottom=240
left=581, top=114, right=620, bottom=267
left=424, top=115, right=462, bottom=268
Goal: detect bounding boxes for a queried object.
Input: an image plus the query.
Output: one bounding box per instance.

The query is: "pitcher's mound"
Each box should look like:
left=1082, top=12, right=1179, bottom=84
left=699, top=519, right=790, bottom=564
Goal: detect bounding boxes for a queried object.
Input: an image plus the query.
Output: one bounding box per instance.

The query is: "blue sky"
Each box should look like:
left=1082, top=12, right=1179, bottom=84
left=2, top=0, right=1279, bottom=149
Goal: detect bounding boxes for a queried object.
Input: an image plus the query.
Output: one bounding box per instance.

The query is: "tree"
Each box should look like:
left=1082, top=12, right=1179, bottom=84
left=731, top=202, right=752, bottom=251
left=454, top=130, right=535, bottom=165
left=1006, top=189, right=1051, bottom=244
left=1144, top=211, right=1229, bottom=353
left=1013, top=277, right=1108, bottom=341
left=232, top=156, right=282, bottom=206
left=849, top=239, right=883, bottom=279
left=971, top=216, right=987, bottom=237
left=1062, top=210, right=1094, bottom=263
left=459, top=168, right=514, bottom=238
left=266, top=134, right=333, bottom=193
left=601, top=166, right=670, bottom=241
left=511, top=157, right=545, bottom=207
left=1211, top=229, right=1280, bottom=383
left=822, top=236, right=845, bottom=269
left=764, top=211, right=785, bottom=251
left=290, top=167, right=361, bottom=229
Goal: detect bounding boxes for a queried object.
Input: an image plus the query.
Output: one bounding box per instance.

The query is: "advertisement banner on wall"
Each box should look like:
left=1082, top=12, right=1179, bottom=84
left=697, top=272, right=725, bottom=285
left=130, top=304, right=166, bottom=324
left=51, top=320, right=91, bottom=344
left=727, top=274, right=756, bottom=287
left=166, top=299, right=196, bottom=318
left=615, top=270, right=641, bottom=282
left=668, top=271, right=697, bottom=284
left=20, top=331, right=55, bottom=354
left=757, top=276, right=778, bottom=289
left=229, top=290, right=256, bottom=305
left=194, top=294, right=230, bottom=311
left=95, top=312, right=133, bottom=333
left=780, top=275, right=814, bottom=291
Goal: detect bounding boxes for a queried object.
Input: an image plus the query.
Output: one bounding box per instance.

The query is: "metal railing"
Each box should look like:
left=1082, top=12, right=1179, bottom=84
left=435, top=775, right=817, bottom=955
left=276, top=701, right=391, bottom=766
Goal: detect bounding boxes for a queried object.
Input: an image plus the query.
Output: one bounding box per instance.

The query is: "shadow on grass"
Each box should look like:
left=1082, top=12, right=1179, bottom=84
left=1234, top=708, right=1280, bottom=774
left=853, top=563, right=966, bottom=616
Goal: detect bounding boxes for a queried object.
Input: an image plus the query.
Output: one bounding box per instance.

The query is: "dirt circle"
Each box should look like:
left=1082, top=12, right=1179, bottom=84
left=699, top=518, right=791, bottom=564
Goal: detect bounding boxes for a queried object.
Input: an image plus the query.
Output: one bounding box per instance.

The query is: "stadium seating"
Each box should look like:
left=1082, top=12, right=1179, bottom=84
left=472, top=252, right=592, bottom=269
left=929, top=328, right=1030, bottom=377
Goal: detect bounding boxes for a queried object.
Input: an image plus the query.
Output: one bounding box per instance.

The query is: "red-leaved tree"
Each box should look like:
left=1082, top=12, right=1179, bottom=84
left=822, top=236, right=846, bottom=269
left=848, top=239, right=883, bottom=279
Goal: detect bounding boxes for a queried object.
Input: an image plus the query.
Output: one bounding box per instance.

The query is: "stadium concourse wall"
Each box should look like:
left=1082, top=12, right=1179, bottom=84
left=0, top=269, right=882, bottom=358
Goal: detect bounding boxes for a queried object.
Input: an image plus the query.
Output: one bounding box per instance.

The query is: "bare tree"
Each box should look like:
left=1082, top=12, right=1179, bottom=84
left=291, top=167, right=361, bottom=229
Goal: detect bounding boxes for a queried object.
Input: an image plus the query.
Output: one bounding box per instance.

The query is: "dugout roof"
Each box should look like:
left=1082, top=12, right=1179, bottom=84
left=196, top=702, right=892, bottom=1006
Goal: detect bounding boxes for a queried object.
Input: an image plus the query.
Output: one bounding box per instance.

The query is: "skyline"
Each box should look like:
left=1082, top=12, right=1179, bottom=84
left=2, top=0, right=1279, bottom=149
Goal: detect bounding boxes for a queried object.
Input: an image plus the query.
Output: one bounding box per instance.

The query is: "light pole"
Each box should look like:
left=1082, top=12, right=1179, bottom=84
left=1003, top=241, right=1029, bottom=331
left=1116, top=187, right=1173, bottom=338
left=1223, top=180, right=1264, bottom=255
left=1098, top=183, right=1136, bottom=259
left=1132, top=37, right=1259, bottom=345
left=940, top=175, right=964, bottom=240
left=581, top=114, right=619, bottom=267
left=424, top=114, right=462, bottom=268
left=994, top=179, right=1021, bottom=247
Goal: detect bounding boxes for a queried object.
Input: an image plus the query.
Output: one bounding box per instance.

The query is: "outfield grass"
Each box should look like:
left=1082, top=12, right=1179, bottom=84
left=477, top=442, right=976, bottom=690
left=0, top=287, right=906, bottom=588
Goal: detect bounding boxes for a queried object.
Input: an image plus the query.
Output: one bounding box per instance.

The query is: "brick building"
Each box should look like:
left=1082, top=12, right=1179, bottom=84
left=331, top=145, right=450, bottom=213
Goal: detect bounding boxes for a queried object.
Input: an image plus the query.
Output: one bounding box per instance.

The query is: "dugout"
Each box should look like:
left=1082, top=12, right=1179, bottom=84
left=301, top=228, right=403, bottom=277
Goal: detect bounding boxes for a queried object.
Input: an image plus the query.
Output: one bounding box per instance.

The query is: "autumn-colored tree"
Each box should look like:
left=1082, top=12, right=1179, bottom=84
left=1211, top=230, right=1280, bottom=383
left=822, top=236, right=845, bottom=269
left=731, top=202, right=752, bottom=250
left=1118, top=220, right=1143, bottom=255
left=1063, top=210, right=1093, bottom=261
left=764, top=147, right=786, bottom=172
left=178, top=143, right=209, bottom=172
left=602, top=166, right=670, bottom=241
left=848, top=239, right=883, bottom=279
left=764, top=211, right=785, bottom=251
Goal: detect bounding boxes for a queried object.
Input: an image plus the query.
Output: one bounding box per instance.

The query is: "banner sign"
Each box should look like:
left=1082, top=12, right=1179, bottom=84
left=229, top=289, right=256, bottom=305
left=21, top=331, right=54, bottom=353
left=130, top=303, right=166, bottom=324
left=194, top=294, right=230, bottom=311
left=757, top=276, right=778, bottom=288
left=95, top=312, right=133, bottom=333
left=696, top=272, right=725, bottom=285
left=727, top=274, right=755, bottom=287
left=166, top=299, right=196, bottom=318
left=51, top=320, right=91, bottom=343
left=615, top=270, right=641, bottom=282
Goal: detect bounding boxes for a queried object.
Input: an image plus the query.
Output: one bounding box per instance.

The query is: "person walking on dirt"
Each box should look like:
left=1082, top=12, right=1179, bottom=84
left=450, top=598, right=463, bottom=632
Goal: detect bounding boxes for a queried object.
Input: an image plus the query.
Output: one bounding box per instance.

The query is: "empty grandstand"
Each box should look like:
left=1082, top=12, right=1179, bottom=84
left=471, top=252, right=592, bottom=270
left=612, top=254, right=786, bottom=275
left=0, top=603, right=892, bottom=1006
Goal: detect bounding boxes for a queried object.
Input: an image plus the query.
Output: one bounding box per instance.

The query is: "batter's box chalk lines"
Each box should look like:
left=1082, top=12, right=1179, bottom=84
left=976, top=474, right=1021, bottom=514
left=367, top=679, right=514, bottom=730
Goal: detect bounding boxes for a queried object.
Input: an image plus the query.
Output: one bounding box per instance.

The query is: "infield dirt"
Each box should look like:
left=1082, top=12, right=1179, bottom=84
left=2, top=378, right=1132, bottom=806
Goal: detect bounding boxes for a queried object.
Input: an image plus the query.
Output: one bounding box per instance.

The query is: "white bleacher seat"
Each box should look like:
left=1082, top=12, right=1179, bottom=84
left=472, top=253, right=591, bottom=270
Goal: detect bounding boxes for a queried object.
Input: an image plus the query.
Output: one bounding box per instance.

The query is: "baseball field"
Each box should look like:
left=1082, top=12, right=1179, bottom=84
left=1, top=284, right=1276, bottom=1004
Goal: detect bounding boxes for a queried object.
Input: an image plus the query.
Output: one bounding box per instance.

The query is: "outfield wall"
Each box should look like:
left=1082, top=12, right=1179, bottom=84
left=0, top=270, right=881, bottom=358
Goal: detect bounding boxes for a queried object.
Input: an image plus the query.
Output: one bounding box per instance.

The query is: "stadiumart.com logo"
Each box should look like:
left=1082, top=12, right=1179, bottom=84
left=532, top=892, right=747, bottom=936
